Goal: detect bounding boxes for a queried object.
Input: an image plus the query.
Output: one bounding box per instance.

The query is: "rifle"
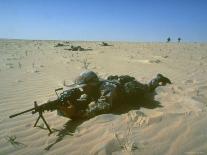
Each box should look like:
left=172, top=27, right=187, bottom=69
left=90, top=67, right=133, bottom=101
left=9, top=87, right=82, bottom=134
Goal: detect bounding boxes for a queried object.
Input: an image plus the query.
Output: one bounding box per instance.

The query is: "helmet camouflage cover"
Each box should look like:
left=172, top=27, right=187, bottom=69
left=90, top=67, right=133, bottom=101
left=75, top=70, right=99, bottom=87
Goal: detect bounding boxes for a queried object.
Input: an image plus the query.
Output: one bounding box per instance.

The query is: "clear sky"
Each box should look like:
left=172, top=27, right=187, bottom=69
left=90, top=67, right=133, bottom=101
left=0, top=0, right=207, bottom=42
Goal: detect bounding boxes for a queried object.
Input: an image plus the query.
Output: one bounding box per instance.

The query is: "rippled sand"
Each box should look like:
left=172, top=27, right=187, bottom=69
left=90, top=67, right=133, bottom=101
left=0, top=40, right=207, bottom=155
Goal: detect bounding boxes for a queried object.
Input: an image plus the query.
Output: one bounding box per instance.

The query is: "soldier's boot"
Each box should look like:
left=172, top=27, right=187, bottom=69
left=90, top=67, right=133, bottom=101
left=157, top=74, right=171, bottom=86
left=148, top=74, right=171, bottom=92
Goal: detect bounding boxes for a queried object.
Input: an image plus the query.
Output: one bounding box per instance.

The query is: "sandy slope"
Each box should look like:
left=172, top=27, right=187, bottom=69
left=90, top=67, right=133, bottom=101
left=0, top=39, right=207, bottom=155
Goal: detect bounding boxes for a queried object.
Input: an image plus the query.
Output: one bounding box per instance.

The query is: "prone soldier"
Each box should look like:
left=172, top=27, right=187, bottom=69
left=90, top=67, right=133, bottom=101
left=9, top=70, right=172, bottom=134
left=58, top=70, right=171, bottom=119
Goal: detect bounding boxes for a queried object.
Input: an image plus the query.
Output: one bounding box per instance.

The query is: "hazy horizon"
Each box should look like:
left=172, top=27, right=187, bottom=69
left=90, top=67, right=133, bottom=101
left=0, top=0, right=207, bottom=42
left=1, top=38, right=206, bottom=43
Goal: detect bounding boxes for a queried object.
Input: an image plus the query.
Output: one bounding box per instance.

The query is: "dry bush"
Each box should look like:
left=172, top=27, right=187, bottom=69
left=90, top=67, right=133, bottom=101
left=112, top=122, right=138, bottom=153
left=82, top=58, right=90, bottom=70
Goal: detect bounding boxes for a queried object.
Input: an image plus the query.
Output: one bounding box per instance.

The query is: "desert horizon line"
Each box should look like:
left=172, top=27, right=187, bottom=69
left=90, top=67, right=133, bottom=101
left=1, top=37, right=206, bottom=43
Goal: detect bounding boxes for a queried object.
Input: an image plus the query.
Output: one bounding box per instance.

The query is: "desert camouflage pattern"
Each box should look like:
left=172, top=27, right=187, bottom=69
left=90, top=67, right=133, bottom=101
left=83, top=74, right=171, bottom=119
left=57, top=73, right=171, bottom=119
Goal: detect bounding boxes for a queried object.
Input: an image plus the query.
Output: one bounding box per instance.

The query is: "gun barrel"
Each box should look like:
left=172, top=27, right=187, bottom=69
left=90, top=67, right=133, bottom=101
left=9, top=107, right=35, bottom=118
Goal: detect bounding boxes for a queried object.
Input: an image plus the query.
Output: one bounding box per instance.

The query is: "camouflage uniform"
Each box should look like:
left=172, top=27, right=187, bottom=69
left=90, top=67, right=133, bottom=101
left=58, top=71, right=171, bottom=119
left=79, top=72, right=171, bottom=119
left=84, top=80, right=120, bottom=118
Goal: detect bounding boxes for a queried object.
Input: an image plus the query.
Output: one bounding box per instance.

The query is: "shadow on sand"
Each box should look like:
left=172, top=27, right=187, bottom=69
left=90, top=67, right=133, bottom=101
left=44, top=119, right=86, bottom=150
left=44, top=92, right=162, bottom=150
left=113, top=92, right=162, bottom=114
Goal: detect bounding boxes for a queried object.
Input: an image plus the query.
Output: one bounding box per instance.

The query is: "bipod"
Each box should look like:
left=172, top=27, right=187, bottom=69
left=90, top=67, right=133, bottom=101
left=33, top=101, right=52, bottom=135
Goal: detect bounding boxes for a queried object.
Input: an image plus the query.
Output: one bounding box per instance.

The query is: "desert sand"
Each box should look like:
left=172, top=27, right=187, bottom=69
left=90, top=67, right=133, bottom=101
left=0, top=39, right=207, bottom=155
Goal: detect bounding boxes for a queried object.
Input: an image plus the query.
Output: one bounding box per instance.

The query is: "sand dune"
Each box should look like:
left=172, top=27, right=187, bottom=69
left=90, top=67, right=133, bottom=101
left=0, top=40, right=207, bottom=155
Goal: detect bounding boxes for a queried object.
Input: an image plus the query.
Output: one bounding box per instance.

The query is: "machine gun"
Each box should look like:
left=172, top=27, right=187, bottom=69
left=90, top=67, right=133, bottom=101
left=9, top=87, right=82, bottom=134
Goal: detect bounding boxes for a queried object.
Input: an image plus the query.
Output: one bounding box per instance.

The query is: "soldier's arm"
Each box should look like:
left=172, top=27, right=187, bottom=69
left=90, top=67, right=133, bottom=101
left=83, top=84, right=125, bottom=119
left=57, top=94, right=92, bottom=119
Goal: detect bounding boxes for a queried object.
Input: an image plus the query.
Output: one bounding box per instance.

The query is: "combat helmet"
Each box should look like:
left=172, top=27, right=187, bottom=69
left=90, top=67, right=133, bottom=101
left=75, top=70, right=99, bottom=87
